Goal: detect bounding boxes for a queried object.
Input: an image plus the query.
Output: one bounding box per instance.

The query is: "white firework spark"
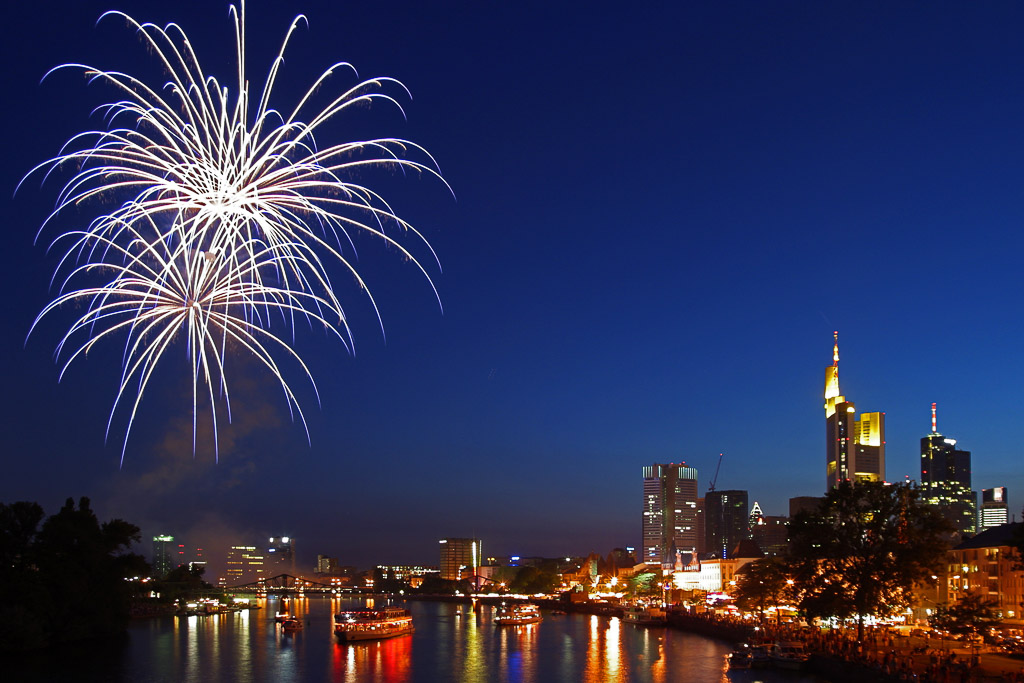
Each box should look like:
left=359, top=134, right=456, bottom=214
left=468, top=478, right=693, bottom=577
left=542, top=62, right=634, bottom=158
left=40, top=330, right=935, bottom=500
left=24, top=2, right=449, bottom=461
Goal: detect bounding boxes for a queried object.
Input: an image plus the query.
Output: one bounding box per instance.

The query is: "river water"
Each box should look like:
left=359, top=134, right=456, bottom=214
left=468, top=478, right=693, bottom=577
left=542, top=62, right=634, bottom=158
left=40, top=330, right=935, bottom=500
left=9, top=596, right=829, bottom=682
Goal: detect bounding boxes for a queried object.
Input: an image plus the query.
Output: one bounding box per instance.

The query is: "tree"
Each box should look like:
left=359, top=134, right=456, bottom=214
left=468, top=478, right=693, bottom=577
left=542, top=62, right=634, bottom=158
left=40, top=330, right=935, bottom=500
left=33, top=497, right=147, bottom=645
left=733, top=557, right=792, bottom=624
left=0, top=502, right=49, bottom=650
left=929, top=592, right=1002, bottom=638
left=509, top=566, right=559, bottom=594
left=0, top=498, right=148, bottom=651
left=627, top=571, right=661, bottom=599
left=788, top=481, right=953, bottom=641
left=155, top=563, right=212, bottom=602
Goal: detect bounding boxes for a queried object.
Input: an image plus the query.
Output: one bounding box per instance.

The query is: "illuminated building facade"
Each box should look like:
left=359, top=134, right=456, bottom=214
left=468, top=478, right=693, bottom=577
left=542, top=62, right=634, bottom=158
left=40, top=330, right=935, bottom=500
left=946, top=523, right=1024, bottom=625
left=980, top=487, right=1009, bottom=532
left=642, top=463, right=699, bottom=567
left=705, top=489, right=749, bottom=559
left=439, top=537, right=481, bottom=583
left=221, top=545, right=266, bottom=586
left=824, top=333, right=885, bottom=489
left=921, top=404, right=976, bottom=537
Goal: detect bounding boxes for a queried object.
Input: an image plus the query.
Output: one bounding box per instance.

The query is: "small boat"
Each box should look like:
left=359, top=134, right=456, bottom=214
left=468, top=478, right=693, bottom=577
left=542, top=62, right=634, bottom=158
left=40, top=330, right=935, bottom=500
left=749, top=644, right=772, bottom=668
left=769, top=641, right=809, bottom=669
left=728, top=644, right=752, bottom=669
left=622, top=604, right=667, bottom=626
left=494, top=603, right=542, bottom=625
left=334, top=607, right=414, bottom=642
left=281, top=617, right=303, bottom=632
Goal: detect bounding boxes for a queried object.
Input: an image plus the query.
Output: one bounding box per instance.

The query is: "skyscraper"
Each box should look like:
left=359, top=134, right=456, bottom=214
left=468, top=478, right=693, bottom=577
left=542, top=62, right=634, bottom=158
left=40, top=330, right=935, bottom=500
left=921, top=403, right=976, bottom=537
left=751, top=515, right=789, bottom=556
left=642, top=463, right=699, bottom=567
left=824, top=333, right=885, bottom=489
left=705, top=489, right=750, bottom=559
left=221, top=545, right=266, bottom=586
left=980, top=487, right=1009, bottom=532
left=152, top=534, right=175, bottom=577
left=267, top=536, right=296, bottom=574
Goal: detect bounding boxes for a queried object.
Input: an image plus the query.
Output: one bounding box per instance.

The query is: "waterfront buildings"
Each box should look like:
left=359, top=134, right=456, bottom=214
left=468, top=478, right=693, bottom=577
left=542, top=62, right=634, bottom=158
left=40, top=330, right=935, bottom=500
left=376, top=565, right=439, bottom=589
left=981, top=487, right=1010, bottom=532
left=642, top=463, right=699, bottom=567
left=671, top=539, right=764, bottom=594
left=439, top=537, right=481, bottom=583
left=945, top=523, right=1024, bottom=626
left=824, top=333, right=885, bottom=489
left=704, top=489, right=749, bottom=559
left=920, top=404, right=976, bottom=537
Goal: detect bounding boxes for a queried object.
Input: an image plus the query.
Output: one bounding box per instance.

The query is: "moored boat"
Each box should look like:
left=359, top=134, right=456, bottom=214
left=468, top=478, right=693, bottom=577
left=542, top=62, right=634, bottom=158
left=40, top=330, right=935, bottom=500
left=728, top=644, right=752, bottom=669
left=494, top=603, right=542, bottom=625
left=281, top=617, right=303, bottom=632
left=622, top=604, right=667, bottom=626
left=769, top=641, right=809, bottom=669
left=334, top=607, right=414, bottom=642
left=749, top=644, right=772, bottom=667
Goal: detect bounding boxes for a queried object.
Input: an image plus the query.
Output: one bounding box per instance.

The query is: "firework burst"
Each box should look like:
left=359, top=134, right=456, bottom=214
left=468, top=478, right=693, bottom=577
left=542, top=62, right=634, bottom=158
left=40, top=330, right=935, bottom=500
left=24, top=1, right=449, bottom=462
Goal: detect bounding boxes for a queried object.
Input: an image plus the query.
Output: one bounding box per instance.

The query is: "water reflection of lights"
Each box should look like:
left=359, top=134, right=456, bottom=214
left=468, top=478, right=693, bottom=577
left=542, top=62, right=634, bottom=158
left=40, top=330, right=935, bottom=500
left=605, top=617, right=621, bottom=679
left=333, top=632, right=412, bottom=683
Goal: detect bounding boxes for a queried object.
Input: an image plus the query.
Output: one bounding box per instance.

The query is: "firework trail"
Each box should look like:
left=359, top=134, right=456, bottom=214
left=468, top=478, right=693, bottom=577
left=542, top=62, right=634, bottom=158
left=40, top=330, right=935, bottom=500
left=23, top=1, right=450, bottom=462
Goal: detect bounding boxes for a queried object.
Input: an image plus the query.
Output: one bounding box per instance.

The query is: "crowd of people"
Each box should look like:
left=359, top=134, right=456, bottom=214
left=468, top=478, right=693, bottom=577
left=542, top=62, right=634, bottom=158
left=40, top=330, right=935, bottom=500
left=674, top=610, right=1024, bottom=682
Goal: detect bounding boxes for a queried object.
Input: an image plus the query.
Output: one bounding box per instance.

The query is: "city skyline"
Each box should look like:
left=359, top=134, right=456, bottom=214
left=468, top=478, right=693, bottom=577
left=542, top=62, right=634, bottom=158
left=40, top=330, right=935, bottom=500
left=2, top=0, right=1023, bottom=570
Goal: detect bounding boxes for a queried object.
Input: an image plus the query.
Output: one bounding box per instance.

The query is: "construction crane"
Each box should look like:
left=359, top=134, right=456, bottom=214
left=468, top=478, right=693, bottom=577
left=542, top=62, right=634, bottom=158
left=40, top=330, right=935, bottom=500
left=707, top=453, right=723, bottom=492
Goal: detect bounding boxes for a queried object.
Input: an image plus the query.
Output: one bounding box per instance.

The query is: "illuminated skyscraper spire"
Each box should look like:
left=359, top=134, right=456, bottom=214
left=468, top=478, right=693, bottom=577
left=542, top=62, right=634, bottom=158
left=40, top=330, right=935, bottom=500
left=824, top=331, right=842, bottom=417
left=931, top=402, right=938, bottom=433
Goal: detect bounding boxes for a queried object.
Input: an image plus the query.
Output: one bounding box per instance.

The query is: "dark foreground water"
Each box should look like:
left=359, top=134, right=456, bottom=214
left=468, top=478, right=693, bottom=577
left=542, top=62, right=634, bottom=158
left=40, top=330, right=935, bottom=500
left=9, top=596, right=828, bottom=682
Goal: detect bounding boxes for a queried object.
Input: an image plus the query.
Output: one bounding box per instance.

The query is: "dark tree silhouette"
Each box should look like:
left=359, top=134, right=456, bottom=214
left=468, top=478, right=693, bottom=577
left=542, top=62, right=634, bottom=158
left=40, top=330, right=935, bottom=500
left=0, top=497, right=148, bottom=651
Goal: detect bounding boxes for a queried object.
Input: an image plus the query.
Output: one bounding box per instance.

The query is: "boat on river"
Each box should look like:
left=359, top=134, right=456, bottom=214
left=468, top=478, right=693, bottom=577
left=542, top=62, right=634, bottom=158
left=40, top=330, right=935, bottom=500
left=727, top=645, right=752, bottom=669
left=769, top=641, right=809, bottom=669
left=622, top=604, right=667, bottom=626
left=494, top=603, right=542, bottom=625
left=281, top=617, right=303, bottom=632
left=333, top=607, right=414, bottom=642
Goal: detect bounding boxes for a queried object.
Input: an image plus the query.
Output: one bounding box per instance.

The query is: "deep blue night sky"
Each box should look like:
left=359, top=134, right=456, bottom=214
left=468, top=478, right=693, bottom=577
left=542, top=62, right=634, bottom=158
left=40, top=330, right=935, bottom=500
left=2, top=0, right=1023, bottom=575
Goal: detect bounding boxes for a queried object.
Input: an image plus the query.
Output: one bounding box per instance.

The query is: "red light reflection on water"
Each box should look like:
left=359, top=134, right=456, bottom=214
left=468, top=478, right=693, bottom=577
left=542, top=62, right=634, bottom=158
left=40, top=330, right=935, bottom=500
left=331, top=633, right=412, bottom=683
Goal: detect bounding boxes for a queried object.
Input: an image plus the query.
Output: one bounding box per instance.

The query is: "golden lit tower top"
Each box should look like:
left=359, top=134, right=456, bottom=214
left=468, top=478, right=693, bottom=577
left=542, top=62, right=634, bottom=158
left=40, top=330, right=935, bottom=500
left=824, top=331, right=844, bottom=417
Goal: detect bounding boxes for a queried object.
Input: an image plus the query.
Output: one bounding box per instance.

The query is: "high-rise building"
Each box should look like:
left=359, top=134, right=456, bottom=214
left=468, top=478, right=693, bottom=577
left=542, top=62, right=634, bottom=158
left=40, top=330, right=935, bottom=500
left=921, top=403, right=976, bottom=537
left=439, top=538, right=481, bottom=582
left=980, top=487, right=1009, bottom=532
left=221, top=545, right=266, bottom=586
left=748, top=501, right=764, bottom=529
left=705, top=489, right=749, bottom=559
left=152, top=534, right=176, bottom=577
left=824, top=332, right=885, bottom=489
left=751, top=515, right=789, bottom=556
left=642, top=463, right=699, bottom=567
left=695, top=497, right=706, bottom=556
left=267, top=536, right=295, bottom=575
